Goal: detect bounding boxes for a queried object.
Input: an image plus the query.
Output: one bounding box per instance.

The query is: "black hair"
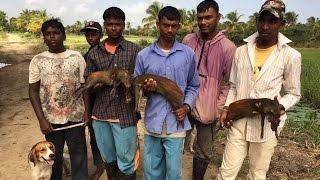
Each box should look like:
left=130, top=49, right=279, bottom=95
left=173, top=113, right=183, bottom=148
left=103, top=7, right=125, bottom=22
left=197, top=0, right=219, bottom=13
left=41, top=19, right=65, bottom=36
left=158, top=6, right=180, bottom=22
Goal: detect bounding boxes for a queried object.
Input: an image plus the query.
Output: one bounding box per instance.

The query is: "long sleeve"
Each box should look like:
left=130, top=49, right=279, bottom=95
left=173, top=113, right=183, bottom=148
left=279, top=52, right=301, bottom=110
left=217, top=42, right=236, bottom=111
left=183, top=53, right=200, bottom=108
left=224, top=49, right=238, bottom=107
left=133, top=53, right=144, bottom=78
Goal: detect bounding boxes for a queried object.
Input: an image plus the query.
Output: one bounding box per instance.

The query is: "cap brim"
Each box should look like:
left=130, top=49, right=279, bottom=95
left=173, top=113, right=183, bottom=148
left=80, top=27, right=101, bottom=32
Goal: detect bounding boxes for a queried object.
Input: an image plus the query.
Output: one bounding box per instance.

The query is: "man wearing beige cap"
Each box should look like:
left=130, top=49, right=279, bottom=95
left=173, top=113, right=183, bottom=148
left=216, top=0, right=301, bottom=179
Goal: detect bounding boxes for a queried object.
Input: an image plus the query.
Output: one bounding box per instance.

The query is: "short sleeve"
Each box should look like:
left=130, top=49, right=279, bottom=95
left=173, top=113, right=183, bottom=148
left=29, top=57, right=40, bottom=83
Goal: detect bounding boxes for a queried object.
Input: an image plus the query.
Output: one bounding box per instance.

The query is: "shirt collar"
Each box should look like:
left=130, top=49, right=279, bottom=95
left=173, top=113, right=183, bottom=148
left=98, top=37, right=126, bottom=51
left=151, top=39, right=183, bottom=56
left=244, top=32, right=292, bottom=49
left=195, top=30, right=226, bottom=45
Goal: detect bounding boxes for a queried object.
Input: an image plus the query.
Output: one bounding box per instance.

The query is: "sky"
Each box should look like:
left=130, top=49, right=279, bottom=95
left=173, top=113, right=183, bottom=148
left=1, top=0, right=319, bottom=27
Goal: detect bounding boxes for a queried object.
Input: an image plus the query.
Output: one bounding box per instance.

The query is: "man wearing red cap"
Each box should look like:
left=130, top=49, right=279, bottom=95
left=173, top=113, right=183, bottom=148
left=217, top=1, right=301, bottom=179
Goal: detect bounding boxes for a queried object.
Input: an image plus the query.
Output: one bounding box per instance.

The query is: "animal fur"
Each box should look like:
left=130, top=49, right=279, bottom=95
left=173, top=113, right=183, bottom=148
left=28, top=141, right=55, bottom=180
left=134, top=74, right=185, bottom=128
left=218, top=97, right=283, bottom=138
left=75, top=68, right=132, bottom=102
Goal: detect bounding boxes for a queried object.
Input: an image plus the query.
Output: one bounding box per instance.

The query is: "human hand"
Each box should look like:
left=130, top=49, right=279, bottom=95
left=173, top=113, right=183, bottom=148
left=279, top=104, right=286, bottom=116
left=219, top=108, right=232, bottom=128
left=39, top=120, right=53, bottom=134
left=143, top=78, right=157, bottom=92
left=82, top=111, right=92, bottom=126
left=173, top=105, right=189, bottom=121
left=93, top=83, right=103, bottom=89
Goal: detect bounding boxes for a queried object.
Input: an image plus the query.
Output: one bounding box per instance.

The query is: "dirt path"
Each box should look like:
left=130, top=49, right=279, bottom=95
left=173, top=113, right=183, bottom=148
left=0, top=38, right=319, bottom=180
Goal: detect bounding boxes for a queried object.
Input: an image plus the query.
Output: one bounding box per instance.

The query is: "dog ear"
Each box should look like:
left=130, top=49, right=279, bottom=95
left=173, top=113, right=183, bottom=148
left=28, top=146, right=37, bottom=166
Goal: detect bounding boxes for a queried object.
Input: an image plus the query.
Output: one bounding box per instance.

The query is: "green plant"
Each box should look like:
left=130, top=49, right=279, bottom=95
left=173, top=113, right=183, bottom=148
left=138, top=39, right=152, bottom=48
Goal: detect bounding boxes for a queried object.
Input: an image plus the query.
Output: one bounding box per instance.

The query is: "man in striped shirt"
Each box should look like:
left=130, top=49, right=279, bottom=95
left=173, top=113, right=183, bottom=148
left=217, top=0, right=301, bottom=179
left=83, top=7, right=141, bottom=180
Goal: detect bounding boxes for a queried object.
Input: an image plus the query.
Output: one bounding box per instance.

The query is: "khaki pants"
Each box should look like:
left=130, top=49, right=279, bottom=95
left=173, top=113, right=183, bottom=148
left=216, top=120, right=278, bottom=180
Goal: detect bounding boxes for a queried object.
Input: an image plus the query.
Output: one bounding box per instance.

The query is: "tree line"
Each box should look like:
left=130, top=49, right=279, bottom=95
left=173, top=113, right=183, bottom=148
left=1, top=1, right=320, bottom=47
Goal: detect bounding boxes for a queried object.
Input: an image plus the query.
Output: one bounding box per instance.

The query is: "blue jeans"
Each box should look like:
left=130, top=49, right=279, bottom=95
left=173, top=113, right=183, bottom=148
left=143, top=134, right=184, bottom=180
left=45, top=123, right=88, bottom=180
left=92, top=120, right=137, bottom=175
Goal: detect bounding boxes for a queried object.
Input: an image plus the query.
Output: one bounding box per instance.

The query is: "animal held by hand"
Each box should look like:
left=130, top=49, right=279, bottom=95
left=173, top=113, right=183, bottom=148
left=76, top=68, right=132, bottom=102
left=219, top=97, right=284, bottom=139
left=134, top=74, right=185, bottom=128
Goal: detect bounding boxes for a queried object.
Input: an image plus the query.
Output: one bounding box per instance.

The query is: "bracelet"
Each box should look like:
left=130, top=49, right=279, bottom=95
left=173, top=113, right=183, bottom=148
left=183, top=103, right=191, bottom=113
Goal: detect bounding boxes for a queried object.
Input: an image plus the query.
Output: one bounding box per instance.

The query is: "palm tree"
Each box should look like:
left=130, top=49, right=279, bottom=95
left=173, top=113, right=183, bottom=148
left=307, top=16, right=316, bottom=25
left=187, top=9, right=197, bottom=31
left=225, top=10, right=243, bottom=32
left=246, top=12, right=258, bottom=29
left=142, top=1, right=163, bottom=29
left=126, top=21, right=131, bottom=35
left=285, top=11, right=298, bottom=26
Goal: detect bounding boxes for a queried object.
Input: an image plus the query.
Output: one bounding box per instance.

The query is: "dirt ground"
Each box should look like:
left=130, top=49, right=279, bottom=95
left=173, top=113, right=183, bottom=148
left=0, top=37, right=319, bottom=180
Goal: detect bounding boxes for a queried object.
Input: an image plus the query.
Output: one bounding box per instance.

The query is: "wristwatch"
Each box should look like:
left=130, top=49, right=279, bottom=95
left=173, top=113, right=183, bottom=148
left=183, top=103, right=191, bottom=113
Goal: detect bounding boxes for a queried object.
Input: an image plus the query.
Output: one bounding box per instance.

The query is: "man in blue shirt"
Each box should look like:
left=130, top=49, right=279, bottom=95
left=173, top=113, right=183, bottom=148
left=134, top=6, right=200, bottom=180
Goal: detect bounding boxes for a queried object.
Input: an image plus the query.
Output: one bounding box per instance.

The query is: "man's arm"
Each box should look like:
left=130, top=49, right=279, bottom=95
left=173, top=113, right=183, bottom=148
left=133, top=52, right=144, bottom=78
left=217, top=42, right=236, bottom=115
left=224, top=49, right=238, bottom=107
left=183, top=53, right=200, bottom=109
left=279, top=53, right=302, bottom=110
left=81, top=52, right=94, bottom=125
left=29, top=81, right=52, bottom=134
left=82, top=89, right=92, bottom=125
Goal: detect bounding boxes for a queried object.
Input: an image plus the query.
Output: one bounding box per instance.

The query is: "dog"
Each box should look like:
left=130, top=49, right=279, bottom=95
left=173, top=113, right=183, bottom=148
left=28, top=141, right=55, bottom=180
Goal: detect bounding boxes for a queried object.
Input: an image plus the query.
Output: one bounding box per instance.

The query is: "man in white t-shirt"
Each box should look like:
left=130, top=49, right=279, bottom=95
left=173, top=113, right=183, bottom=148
left=29, top=19, right=88, bottom=180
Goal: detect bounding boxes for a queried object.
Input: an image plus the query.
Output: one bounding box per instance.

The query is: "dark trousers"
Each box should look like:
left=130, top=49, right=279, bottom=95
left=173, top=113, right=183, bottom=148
left=88, top=123, right=103, bottom=166
left=185, top=115, right=217, bottom=161
left=45, top=122, right=88, bottom=180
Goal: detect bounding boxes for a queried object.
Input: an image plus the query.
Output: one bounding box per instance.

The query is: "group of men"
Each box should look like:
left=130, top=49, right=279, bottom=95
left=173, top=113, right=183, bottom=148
left=28, top=0, right=301, bottom=179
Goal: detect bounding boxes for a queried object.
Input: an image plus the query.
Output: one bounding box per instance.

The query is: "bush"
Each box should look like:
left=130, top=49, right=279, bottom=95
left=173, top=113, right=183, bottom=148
left=138, top=39, right=152, bottom=48
left=0, top=31, right=7, bottom=40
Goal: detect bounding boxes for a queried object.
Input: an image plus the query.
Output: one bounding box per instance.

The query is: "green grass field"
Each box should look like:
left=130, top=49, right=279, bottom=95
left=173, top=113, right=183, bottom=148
left=299, top=49, right=320, bottom=108
left=285, top=48, right=320, bottom=146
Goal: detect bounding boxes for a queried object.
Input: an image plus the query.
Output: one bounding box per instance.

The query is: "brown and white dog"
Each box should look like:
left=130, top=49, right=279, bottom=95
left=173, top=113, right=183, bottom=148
left=28, top=141, right=55, bottom=180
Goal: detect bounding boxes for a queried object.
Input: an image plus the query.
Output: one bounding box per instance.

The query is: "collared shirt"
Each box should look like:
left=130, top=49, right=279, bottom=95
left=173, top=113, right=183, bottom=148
left=134, top=41, right=200, bottom=134
left=84, top=38, right=142, bottom=128
left=182, top=31, right=236, bottom=124
left=225, top=32, right=301, bottom=142
left=29, top=50, right=86, bottom=124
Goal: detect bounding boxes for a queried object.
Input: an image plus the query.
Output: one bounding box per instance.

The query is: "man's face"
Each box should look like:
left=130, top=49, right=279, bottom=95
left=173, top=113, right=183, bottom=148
left=104, top=18, right=124, bottom=39
left=256, top=11, right=284, bottom=41
left=43, top=27, right=65, bottom=51
left=156, top=17, right=180, bottom=42
left=85, top=30, right=102, bottom=47
left=197, top=7, right=220, bottom=35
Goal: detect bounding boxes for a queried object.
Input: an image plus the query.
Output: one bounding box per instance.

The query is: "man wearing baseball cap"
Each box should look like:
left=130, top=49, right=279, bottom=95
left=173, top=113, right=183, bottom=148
left=81, top=21, right=103, bottom=59
left=217, top=0, right=301, bottom=179
left=81, top=21, right=104, bottom=180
